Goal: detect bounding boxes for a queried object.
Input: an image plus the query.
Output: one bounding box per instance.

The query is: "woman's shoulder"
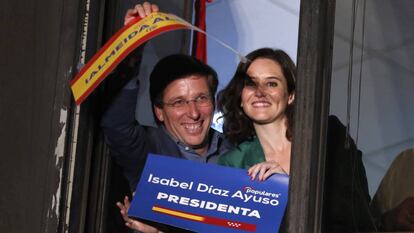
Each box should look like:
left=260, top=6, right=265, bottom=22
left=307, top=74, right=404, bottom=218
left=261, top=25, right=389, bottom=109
left=218, top=138, right=263, bottom=169
left=227, top=139, right=259, bottom=156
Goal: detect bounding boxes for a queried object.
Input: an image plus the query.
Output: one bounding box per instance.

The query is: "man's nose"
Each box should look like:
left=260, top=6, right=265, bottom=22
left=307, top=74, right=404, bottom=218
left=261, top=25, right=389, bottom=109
left=186, top=101, right=201, bottom=119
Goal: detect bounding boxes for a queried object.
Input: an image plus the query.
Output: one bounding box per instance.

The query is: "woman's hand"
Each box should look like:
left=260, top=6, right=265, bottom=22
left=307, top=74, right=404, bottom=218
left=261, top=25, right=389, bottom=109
left=248, top=161, right=286, bottom=181
left=116, top=196, right=160, bottom=233
left=124, top=2, right=159, bottom=25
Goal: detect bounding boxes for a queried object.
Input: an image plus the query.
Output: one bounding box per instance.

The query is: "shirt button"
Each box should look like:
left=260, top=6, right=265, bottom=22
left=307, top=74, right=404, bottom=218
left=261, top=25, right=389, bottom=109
left=185, top=146, right=190, bottom=151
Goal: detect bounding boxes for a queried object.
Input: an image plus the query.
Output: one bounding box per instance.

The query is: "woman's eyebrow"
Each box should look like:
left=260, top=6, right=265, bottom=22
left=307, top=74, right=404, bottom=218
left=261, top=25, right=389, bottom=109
left=246, top=73, right=284, bottom=83
left=265, top=76, right=283, bottom=81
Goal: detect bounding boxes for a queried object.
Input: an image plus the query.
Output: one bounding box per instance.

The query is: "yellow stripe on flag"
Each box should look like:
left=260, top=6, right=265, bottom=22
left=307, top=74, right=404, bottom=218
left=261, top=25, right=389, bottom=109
left=70, top=12, right=190, bottom=105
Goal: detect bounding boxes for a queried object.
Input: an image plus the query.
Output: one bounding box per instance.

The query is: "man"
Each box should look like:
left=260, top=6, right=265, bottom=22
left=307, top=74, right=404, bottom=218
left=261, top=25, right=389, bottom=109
left=103, top=53, right=231, bottom=232
left=101, top=5, right=232, bottom=232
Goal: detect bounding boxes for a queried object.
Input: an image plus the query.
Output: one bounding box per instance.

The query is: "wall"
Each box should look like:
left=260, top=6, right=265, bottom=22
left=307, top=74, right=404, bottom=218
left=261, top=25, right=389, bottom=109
left=0, top=0, right=80, bottom=231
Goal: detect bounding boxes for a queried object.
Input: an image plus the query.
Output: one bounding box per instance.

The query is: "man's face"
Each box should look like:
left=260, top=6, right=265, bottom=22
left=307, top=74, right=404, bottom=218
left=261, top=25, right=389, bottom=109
left=154, top=75, right=214, bottom=154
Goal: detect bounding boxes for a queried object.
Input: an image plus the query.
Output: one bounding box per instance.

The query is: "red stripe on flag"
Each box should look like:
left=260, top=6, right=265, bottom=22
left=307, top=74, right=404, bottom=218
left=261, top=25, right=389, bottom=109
left=70, top=16, right=143, bottom=86
left=153, top=205, right=256, bottom=232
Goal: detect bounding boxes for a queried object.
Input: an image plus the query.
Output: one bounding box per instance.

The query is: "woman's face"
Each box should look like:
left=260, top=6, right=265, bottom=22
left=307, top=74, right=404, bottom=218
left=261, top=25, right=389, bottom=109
left=241, top=58, right=294, bottom=125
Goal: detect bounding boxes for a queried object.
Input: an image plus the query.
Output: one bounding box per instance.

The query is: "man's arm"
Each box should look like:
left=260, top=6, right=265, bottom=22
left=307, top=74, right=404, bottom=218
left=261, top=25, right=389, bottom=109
left=101, top=70, right=149, bottom=186
left=100, top=1, right=160, bottom=190
left=103, top=3, right=182, bottom=233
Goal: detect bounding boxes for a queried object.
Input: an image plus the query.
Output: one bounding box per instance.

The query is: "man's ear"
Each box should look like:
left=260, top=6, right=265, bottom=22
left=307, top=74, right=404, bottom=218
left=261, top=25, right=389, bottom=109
left=154, top=106, right=164, bottom=122
left=288, top=92, right=295, bottom=105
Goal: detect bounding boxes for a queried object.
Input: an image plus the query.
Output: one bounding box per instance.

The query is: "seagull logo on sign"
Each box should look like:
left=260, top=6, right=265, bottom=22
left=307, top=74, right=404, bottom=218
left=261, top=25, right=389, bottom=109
left=242, top=186, right=281, bottom=199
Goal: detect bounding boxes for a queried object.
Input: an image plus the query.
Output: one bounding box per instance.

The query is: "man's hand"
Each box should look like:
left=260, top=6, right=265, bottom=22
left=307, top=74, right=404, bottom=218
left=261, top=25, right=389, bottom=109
left=381, top=196, right=414, bottom=231
left=248, top=161, right=286, bottom=181
left=124, top=2, right=159, bottom=25
left=116, top=196, right=160, bottom=233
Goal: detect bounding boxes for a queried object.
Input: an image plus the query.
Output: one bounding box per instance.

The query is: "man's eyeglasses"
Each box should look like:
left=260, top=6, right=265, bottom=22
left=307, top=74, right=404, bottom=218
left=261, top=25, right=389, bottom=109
left=163, top=95, right=213, bottom=109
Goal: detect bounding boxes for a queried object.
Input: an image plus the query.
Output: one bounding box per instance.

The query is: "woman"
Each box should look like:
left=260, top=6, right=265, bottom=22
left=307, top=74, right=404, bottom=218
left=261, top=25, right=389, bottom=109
left=218, top=48, right=296, bottom=181
left=218, top=48, right=379, bottom=232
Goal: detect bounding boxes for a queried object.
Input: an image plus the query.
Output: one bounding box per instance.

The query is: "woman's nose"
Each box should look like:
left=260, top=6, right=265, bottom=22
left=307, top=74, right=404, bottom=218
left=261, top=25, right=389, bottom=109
left=254, top=85, right=267, bottom=97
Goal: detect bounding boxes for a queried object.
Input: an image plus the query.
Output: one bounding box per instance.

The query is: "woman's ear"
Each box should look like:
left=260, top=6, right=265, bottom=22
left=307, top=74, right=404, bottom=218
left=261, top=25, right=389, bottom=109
left=288, top=92, right=295, bottom=105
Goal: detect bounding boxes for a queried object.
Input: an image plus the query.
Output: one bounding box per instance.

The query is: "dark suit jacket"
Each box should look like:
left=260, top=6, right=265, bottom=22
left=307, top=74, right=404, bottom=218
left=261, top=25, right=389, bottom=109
left=323, top=116, right=376, bottom=232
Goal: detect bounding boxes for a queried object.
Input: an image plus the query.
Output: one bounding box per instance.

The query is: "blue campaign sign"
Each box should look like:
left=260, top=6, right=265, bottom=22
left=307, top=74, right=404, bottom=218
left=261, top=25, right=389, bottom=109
left=128, top=154, right=289, bottom=233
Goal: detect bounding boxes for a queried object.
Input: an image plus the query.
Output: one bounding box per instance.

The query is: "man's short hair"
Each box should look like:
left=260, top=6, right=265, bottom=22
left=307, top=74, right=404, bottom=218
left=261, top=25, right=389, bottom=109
left=149, top=54, right=218, bottom=108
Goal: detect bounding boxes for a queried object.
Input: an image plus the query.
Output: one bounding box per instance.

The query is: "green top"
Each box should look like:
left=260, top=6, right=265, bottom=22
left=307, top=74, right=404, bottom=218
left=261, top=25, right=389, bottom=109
left=218, top=137, right=266, bottom=169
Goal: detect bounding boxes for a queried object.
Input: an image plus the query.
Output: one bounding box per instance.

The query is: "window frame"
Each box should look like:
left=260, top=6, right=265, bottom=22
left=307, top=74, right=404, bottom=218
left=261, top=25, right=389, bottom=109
left=285, top=0, right=336, bottom=232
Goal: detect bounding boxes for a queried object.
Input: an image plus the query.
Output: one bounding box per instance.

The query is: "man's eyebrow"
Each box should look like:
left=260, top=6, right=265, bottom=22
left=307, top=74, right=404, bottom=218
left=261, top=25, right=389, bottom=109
left=165, top=95, right=185, bottom=102
left=167, top=92, right=209, bottom=100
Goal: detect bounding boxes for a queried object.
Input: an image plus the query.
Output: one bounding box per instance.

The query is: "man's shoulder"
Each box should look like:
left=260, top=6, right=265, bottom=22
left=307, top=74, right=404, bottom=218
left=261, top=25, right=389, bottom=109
left=145, top=125, right=166, bottom=137
left=145, top=126, right=181, bottom=154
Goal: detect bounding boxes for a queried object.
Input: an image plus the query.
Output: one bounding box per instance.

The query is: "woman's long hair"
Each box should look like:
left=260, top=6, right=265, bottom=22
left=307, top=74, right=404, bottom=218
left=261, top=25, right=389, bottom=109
left=218, top=48, right=296, bottom=145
